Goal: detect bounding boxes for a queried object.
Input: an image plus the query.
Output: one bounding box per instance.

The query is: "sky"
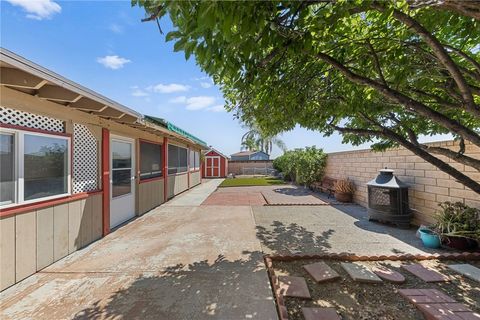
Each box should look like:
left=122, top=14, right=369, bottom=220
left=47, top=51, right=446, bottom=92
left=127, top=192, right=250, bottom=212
left=0, top=0, right=451, bottom=158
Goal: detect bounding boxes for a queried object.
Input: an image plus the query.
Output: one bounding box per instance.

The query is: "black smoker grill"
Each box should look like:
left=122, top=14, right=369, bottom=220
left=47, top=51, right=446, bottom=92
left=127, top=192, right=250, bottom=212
left=367, top=169, right=412, bottom=228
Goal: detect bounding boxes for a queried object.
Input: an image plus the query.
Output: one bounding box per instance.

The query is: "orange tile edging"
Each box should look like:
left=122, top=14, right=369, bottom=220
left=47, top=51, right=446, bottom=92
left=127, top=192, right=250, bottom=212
left=263, top=252, right=480, bottom=320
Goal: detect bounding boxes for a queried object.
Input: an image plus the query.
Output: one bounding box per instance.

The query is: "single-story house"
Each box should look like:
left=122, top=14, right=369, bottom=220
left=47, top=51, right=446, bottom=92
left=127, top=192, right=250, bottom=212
left=203, top=148, right=229, bottom=178
left=0, top=48, right=208, bottom=291
left=230, top=150, right=270, bottom=161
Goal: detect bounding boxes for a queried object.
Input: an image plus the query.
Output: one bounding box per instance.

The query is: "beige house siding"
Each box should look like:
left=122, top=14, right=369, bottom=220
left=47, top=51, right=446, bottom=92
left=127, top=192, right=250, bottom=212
left=324, top=140, right=480, bottom=226
left=138, top=179, right=165, bottom=215
left=190, top=171, right=201, bottom=186
left=0, top=193, right=102, bottom=291
left=168, top=173, right=189, bottom=198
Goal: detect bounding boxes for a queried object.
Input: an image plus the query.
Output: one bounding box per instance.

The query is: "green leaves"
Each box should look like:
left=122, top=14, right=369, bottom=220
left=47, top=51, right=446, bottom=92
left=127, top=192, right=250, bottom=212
left=273, top=147, right=328, bottom=185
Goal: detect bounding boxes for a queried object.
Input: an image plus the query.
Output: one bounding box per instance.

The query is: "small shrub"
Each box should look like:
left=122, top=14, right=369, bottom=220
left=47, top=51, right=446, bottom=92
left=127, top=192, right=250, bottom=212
left=434, top=201, right=480, bottom=241
left=273, top=146, right=327, bottom=185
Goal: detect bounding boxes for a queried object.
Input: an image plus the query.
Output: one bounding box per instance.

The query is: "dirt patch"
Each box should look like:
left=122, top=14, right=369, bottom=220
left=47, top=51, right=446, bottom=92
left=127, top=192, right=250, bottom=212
left=273, top=259, right=480, bottom=320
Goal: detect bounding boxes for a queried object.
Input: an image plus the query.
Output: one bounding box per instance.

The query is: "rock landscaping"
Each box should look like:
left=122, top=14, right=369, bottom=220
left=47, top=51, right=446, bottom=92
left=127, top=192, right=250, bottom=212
left=266, top=254, right=480, bottom=320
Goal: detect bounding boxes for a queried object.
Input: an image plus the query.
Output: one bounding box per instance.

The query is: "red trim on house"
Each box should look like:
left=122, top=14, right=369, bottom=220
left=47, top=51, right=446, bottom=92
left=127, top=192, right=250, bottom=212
left=0, top=190, right=102, bottom=218
left=163, top=137, right=168, bottom=202
left=0, top=123, right=72, bottom=137
left=187, top=146, right=190, bottom=189
left=139, top=176, right=164, bottom=184
left=102, top=128, right=110, bottom=236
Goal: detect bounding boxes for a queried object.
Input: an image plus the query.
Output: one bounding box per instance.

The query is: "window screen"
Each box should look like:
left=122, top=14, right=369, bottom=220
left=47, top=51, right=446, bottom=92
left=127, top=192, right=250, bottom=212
left=140, top=141, right=162, bottom=180
left=168, top=144, right=188, bottom=174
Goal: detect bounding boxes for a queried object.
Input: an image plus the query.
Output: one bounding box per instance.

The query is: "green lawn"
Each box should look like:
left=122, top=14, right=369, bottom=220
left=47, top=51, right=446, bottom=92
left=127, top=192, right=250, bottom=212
left=219, top=176, right=286, bottom=187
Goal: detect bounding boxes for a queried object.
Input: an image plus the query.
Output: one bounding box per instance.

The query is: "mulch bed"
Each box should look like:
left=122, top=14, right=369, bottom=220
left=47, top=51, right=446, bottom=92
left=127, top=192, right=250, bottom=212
left=266, top=254, right=480, bottom=320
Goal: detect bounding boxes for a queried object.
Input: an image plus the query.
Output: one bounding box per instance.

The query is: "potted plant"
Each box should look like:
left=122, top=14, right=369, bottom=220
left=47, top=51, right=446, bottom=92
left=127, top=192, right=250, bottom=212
left=334, top=179, right=355, bottom=203
left=434, top=201, right=480, bottom=250
left=418, top=227, right=441, bottom=249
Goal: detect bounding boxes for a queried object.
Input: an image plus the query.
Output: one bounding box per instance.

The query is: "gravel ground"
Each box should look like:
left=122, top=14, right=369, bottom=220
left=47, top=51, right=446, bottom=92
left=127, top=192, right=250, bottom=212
left=273, top=259, right=480, bottom=320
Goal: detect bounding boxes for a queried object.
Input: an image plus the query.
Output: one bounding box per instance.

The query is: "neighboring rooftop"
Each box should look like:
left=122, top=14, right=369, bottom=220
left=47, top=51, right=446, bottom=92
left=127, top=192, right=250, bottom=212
left=231, top=150, right=269, bottom=157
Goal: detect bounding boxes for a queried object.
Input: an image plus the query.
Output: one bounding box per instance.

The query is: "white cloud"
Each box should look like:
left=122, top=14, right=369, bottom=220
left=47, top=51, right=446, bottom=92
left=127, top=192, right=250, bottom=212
left=109, top=23, right=123, bottom=34
left=169, top=96, right=187, bottom=104
left=200, top=82, right=212, bottom=89
left=131, top=86, right=148, bottom=97
left=6, top=0, right=61, bottom=20
left=149, top=83, right=190, bottom=94
left=97, top=55, right=131, bottom=70
left=185, top=96, right=216, bottom=110
left=207, top=105, right=226, bottom=112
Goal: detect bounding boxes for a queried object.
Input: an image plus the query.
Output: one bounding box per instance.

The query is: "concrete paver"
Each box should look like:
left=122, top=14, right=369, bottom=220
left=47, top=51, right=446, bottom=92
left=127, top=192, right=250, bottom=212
left=402, top=264, right=449, bottom=283
left=373, top=266, right=406, bottom=283
left=303, top=262, right=340, bottom=283
left=278, top=276, right=311, bottom=299
left=448, top=264, right=480, bottom=283
left=341, top=263, right=383, bottom=283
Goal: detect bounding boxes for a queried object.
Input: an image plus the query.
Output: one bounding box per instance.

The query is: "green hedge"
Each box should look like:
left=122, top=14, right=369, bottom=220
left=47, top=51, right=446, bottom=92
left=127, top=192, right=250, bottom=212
left=273, top=146, right=327, bottom=186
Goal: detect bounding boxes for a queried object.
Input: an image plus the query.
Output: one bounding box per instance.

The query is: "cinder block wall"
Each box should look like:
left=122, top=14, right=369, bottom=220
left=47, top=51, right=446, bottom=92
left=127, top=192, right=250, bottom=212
left=324, top=140, right=479, bottom=226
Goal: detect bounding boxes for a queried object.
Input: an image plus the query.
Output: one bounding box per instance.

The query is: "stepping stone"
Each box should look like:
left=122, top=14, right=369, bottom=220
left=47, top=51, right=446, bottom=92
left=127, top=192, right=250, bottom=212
left=278, top=276, right=311, bottom=299
left=302, top=307, right=341, bottom=320
left=448, top=264, right=480, bottom=283
left=402, top=264, right=449, bottom=282
left=303, top=262, right=340, bottom=283
left=340, top=262, right=382, bottom=283
left=373, top=266, right=406, bottom=283
left=399, top=289, right=456, bottom=303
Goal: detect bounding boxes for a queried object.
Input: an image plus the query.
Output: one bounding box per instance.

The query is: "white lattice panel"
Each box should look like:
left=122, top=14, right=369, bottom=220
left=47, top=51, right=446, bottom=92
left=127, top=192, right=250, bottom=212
left=0, top=106, right=65, bottom=132
left=73, top=123, right=99, bottom=193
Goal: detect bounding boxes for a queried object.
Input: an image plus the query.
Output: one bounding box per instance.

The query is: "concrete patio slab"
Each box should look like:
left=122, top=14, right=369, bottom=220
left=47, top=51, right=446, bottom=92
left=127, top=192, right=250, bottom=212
left=0, top=204, right=277, bottom=320
left=164, top=179, right=224, bottom=206
left=253, top=205, right=441, bottom=256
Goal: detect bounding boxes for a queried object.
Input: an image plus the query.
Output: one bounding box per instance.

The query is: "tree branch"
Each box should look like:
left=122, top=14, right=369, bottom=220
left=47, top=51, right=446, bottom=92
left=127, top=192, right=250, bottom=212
left=310, top=50, right=480, bottom=147
left=366, top=39, right=387, bottom=86
left=373, top=3, right=480, bottom=117
left=444, top=44, right=480, bottom=75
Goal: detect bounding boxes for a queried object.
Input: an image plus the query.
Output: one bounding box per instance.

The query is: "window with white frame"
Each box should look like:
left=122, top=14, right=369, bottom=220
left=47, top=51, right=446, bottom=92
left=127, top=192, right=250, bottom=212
left=0, top=129, right=70, bottom=207
left=189, top=150, right=200, bottom=171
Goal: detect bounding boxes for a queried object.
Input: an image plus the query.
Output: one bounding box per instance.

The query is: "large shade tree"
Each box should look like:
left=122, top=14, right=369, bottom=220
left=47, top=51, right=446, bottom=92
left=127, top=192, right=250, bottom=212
left=134, top=0, right=480, bottom=194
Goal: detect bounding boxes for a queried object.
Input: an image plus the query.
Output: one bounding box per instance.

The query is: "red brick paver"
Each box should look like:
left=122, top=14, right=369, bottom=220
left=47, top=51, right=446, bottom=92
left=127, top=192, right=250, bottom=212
left=201, top=191, right=266, bottom=206
left=302, top=307, right=341, bottom=320
left=399, top=289, right=480, bottom=320
left=278, top=276, right=311, bottom=299
left=402, top=264, right=449, bottom=282
left=373, top=266, right=406, bottom=283
left=303, top=262, right=340, bottom=283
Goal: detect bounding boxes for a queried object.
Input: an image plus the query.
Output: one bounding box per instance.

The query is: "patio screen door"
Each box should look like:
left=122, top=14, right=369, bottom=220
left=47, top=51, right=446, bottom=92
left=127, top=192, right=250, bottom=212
left=110, top=136, right=135, bottom=228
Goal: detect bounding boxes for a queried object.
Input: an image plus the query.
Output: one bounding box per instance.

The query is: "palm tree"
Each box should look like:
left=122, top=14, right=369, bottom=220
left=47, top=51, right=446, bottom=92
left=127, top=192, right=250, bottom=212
left=240, top=123, right=287, bottom=154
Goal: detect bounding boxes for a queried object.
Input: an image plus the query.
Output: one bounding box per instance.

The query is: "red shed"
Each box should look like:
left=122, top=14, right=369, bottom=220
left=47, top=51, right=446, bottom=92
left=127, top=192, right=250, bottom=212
left=203, top=148, right=229, bottom=178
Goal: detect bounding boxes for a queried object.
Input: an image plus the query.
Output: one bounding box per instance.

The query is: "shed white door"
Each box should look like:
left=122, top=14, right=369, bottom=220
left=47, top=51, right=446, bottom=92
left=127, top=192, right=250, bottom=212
left=205, top=156, right=220, bottom=177
left=110, top=136, right=135, bottom=228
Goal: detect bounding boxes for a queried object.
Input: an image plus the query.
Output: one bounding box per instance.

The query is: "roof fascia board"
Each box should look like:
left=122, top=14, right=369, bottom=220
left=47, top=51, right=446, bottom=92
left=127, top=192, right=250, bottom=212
left=0, top=47, right=142, bottom=121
